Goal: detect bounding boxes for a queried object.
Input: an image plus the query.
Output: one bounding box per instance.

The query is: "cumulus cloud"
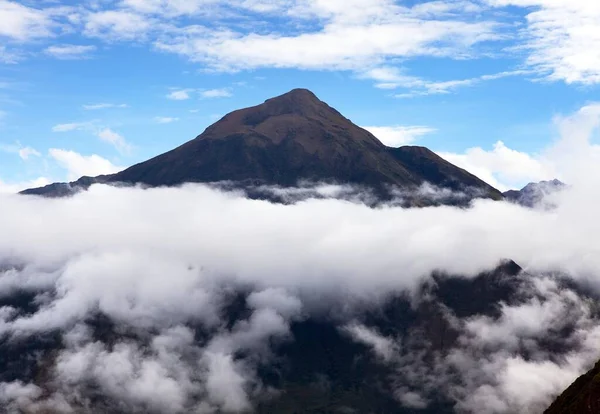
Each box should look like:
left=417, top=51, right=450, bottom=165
left=438, top=141, right=556, bottom=191
left=0, top=177, right=51, bottom=194
left=363, top=125, right=436, bottom=147
left=4, top=177, right=600, bottom=411
left=49, top=149, right=123, bottom=180
left=0, top=0, right=55, bottom=41
left=438, top=104, right=600, bottom=191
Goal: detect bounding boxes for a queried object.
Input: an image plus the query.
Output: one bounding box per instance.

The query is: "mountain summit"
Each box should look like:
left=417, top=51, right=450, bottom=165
left=23, top=89, right=502, bottom=201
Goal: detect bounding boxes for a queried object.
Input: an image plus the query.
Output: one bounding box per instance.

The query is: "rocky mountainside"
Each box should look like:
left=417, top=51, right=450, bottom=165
left=22, top=89, right=502, bottom=203
left=503, top=179, right=565, bottom=208
left=545, top=361, right=600, bottom=413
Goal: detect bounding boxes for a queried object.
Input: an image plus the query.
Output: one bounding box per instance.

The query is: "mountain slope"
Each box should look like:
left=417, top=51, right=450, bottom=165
left=545, top=361, right=600, bottom=414
left=22, top=89, right=502, bottom=202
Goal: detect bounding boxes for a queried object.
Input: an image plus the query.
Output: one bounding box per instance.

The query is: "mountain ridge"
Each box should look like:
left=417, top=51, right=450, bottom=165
left=22, top=88, right=503, bottom=203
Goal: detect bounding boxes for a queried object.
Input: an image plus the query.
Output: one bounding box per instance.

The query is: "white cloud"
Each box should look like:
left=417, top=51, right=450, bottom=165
left=486, top=0, right=600, bottom=84
left=82, top=103, right=128, bottom=110
left=51, top=124, right=133, bottom=154
left=200, top=88, right=232, bottom=99
left=52, top=122, right=91, bottom=132
left=154, top=116, right=179, bottom=124
left=3, top=100, right=600, bottom=411
left=0, top=0, right=55, bottom=41
left=363, top=66, right=530, bottom=97
left=97, top=128, right=132, bottom=154
left=363, top=125, right=436, bottom=147
left=156, top=17, right=498, bottom=74
left=84, top=10, right=154, bottom=41
left=18, top=147, right=41, bottom=160
left=49, top=148, right=123, bottom=180
left=343, top=323, right=398, bottom=361
left=0, top=143, right=41, bottom=160
left=0, top=0, right=594, bottom=91
left=435, top=103, right=600, bottom=192
left=121, top=0, right=223, bottom=17
left=438, top=141, right=556, bottom=191
left=0, top=177, right=50, bottom=194
left=166, top=89, right=193, bottom=100
left=44, top=44, right=96, bottom=60
left=0, top=45, right=20, bottom=64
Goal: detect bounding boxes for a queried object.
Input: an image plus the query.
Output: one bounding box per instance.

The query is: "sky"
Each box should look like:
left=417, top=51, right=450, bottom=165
left=0, top=0, right=599, bottom=192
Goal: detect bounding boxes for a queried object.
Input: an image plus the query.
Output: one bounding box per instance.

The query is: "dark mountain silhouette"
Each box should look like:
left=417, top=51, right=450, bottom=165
left=503, top=179, right=565, bottom=208
left=22, top=89, right=502, bottom=203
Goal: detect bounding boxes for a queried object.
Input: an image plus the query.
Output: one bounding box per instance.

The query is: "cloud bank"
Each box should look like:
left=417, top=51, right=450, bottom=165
left=0, top=102, right=600, bottom=413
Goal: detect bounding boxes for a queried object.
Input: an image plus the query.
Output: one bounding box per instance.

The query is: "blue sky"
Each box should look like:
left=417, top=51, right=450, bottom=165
left=0, top=0, right=599, bottom=192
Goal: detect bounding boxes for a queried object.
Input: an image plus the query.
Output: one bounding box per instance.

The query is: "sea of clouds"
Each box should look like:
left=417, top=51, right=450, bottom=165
left=0, top=104, right=600, bottom=413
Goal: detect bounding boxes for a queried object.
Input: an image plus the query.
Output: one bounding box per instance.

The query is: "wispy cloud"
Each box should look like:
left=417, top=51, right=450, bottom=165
left=485, top=0, right=600, bottom=84
left=52, top=122, right=92, bottom=132
left=0, top=143, right=41, bottom=160
left=200, top=88, right=232, bottom=99
left=44, top=44, right=97, bottom=60
left=363, top=67, right=531, bottom=98
left=82, top=103, right=128, bottom=110
left=83, top=10, right=155, bottom=41
left=97, top=127, right=132, bottom=154
left=155, top=116, right=179, bottom=124
left=0, top=46, right=20, bottom=64
left=18, top=146, right=41, bottom=160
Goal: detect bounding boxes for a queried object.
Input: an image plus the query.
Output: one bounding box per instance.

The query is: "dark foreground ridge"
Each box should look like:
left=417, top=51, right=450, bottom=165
left=545, top=361, right=600, bottom=414
left=22, top=88, right=503, bottom=203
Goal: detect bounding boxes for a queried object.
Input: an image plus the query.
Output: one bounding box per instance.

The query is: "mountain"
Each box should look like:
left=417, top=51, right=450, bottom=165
left=0, top=260, right=526, bottom=413
left=22, top=89, right=502, bottom=203
left=503, top=179, right=565, bottom=208
left=545, top=361, right=600, bottom=413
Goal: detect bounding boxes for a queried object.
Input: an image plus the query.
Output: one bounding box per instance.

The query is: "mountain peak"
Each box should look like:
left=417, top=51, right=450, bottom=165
left=503, top=179, right=566, bottom=208
left=22, top=89, right=503, bottom=203
left=271, top=88, right=318, bottom=100
left=251, top=88, right=339, bottom=119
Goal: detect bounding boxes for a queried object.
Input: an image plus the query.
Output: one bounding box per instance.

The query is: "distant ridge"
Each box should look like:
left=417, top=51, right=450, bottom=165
left=503, top=179, right=565, bottom=207
left=22, top=88, right=503, bottom=203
